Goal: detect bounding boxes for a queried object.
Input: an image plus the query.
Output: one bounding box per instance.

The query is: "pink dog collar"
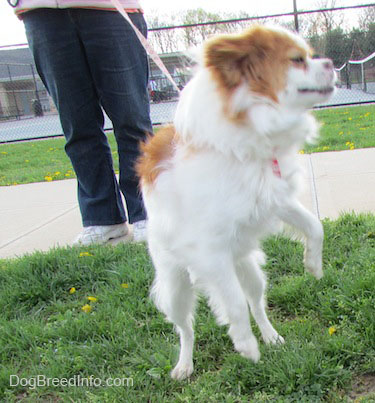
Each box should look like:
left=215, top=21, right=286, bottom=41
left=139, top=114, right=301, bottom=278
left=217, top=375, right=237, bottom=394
left=272, top=158, right=281, bottom=177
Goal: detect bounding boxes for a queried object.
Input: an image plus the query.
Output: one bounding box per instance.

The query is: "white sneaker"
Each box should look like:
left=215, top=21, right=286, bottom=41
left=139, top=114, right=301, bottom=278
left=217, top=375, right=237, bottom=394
left=73, top=223, right=128, bottom=246
left=133, top=220, right=147, bottom=242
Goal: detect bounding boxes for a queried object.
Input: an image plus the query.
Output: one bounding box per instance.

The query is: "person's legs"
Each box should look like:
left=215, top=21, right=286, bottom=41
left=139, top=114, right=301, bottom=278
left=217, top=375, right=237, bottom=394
left=76, top=10, right=152, bottom=224
left=23, top=9, right=127, bottom=227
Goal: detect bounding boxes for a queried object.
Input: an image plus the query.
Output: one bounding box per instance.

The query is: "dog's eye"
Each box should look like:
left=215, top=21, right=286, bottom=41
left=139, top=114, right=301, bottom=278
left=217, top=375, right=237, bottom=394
left=291, top=57, right=305, bottom=64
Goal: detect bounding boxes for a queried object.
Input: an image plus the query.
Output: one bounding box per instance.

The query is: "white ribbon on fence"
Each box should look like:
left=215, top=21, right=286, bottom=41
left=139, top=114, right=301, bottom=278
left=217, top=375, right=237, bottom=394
left=336, top=50, right=375, bottom=71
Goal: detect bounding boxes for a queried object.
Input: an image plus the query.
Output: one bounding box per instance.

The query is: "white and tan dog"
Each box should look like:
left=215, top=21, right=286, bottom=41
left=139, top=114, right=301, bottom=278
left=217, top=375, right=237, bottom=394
left=137, top=25, right=336, bottom=379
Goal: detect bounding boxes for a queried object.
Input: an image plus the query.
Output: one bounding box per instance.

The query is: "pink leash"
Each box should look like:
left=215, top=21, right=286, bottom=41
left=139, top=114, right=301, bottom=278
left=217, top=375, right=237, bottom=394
left=110, top=0, right=181, bottom=94
left=111, top=1, right=282, bottom=179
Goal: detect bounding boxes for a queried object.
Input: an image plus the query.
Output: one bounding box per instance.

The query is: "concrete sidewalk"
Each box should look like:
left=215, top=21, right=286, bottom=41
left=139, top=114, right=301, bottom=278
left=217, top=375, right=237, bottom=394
left=1, top=148, right=375, bottom=259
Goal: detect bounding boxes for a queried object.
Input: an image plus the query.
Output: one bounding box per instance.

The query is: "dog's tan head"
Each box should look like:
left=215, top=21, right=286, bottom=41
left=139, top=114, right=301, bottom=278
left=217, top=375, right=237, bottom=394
left=204, top=25, right=335, bottom=109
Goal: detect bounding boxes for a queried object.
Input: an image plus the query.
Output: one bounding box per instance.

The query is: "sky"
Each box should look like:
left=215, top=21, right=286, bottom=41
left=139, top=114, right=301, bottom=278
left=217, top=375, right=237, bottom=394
left=0, top=0, right=370, bottom=47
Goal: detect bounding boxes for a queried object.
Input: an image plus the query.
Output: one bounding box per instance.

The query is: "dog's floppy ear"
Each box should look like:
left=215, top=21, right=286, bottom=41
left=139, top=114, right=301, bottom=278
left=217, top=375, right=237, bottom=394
left=204, top=33, right=251, bottom=90
left=204, top=26, right=282, bottom=102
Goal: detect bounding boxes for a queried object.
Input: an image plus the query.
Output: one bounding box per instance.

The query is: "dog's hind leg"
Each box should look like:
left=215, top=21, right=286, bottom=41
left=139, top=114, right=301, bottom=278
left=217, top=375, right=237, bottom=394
left=236, top=250, right=285, bottom=345
left=189, top=253, right=260, bottom=363
left=149, top=247, right=195, bottom=380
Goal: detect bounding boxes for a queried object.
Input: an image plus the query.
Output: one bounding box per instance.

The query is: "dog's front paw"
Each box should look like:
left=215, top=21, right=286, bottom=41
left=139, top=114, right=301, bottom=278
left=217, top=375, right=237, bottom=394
left=171, top=360, right=194, bottom=380
left=304, top=249, right=323, bottom=280
left=235, top=336, right=260, bottom=363
left=262, top=330, right=285, bottom=345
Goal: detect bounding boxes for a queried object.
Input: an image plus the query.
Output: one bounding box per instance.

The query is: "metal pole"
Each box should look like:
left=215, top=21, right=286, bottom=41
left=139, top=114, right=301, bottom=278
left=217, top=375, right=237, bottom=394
left=347, top=63, right=351, bottom=90
left=31, top=64, right=41, bottom=103
left=293, top=0, right=299, bottom=32
left=30, top=64, right=44, bottom=117
left=361, top=62, right=367, bottom=92
left=7, top=64, right=21, bottom=120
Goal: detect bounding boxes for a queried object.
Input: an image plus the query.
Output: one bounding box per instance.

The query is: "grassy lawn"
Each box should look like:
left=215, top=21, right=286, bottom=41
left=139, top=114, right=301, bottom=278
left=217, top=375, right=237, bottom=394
left=0, top=134, right=119, bottom=187
left=305, top=105, right=375, bottom=154
left=0, top=104, right=374, bottom=186
left=0, top=213, right=374, bottom=401
left=0, top=104, right=374, bottom=400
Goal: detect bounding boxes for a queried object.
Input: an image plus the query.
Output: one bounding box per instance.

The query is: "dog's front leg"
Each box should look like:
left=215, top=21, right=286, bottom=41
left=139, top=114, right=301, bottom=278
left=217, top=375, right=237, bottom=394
left=277, top=200, right=323, bottom=279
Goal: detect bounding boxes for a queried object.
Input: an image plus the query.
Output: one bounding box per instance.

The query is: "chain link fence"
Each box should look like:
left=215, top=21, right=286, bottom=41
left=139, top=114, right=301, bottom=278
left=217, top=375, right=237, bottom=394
left=0, top=3, right=374, bottom=143
left=336, top=52, right=375, bottom=93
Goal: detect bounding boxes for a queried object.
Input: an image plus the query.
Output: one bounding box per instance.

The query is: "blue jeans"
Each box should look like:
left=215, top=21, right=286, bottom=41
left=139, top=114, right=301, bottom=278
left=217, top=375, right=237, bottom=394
left=24, top=9, right=152, bottom=225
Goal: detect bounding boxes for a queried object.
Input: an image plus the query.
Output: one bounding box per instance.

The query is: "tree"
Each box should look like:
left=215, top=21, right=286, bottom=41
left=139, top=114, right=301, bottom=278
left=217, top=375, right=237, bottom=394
left=303, top=0, right=345, bottom=38
left=349, top=29, right=366, bottom=60
left=181, top=8, right=232, bottom=48
left=324, top=27, right=351, bottom=66
left=308, top=33, right=326, bottom=58
left=147, top=9, right=254, bottom=52
left=315, top=0, right=345, bottom=33
left=358, top=6, right=375, bottom=31
left=148, top=15, right=181, bottom=53
left=363, top=23, right=375, bottom=56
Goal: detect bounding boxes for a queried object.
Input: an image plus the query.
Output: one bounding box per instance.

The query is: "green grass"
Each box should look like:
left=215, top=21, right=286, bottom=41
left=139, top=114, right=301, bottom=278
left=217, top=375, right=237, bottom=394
left=305, top=105, right=375, bottom=154
left=1, top=213, right=375, bottom=401
left=0, top=104, right=374, bottom=186
left=0, top=134, right=119, bottom=186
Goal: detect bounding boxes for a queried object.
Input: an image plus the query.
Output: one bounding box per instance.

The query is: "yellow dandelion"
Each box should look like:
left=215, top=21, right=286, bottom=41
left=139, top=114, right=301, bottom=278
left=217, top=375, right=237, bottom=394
left=1, top=151, right=8, bottom=155
left=328, top=326, right=337, bottom=336
left=44, top=176, right=53, bottom=182
left=348, top=117, right=352, bottom=120
left=345, top=141, right=355, bottom=150
left=338, top=131, right=344, bottom=135
left=121, top=283, right=129, bottom=288
left=298, top=150, right=305, bottom=154
left=79, top=252, right=93, bottom=257
left=81, top=304, right=92, bottom=313
left=54, top=171, right=61, bottom=176
left=69, top=287, right=76, bottom=294
left=87, top=296, right=98, bottom=302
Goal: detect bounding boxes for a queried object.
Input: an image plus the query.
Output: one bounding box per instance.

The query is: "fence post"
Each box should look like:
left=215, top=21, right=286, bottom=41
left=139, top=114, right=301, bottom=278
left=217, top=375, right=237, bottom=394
left=361, top=62, right=367, bottom=93
left=6, top=64, right=21, bottom=120
left=31, top=64, right=41, bottom=103
left=347, top=63, right=351, bottom=90
left=293, top=0, right=299, bottom=32
left=31, top=64, right=44, bottom=116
